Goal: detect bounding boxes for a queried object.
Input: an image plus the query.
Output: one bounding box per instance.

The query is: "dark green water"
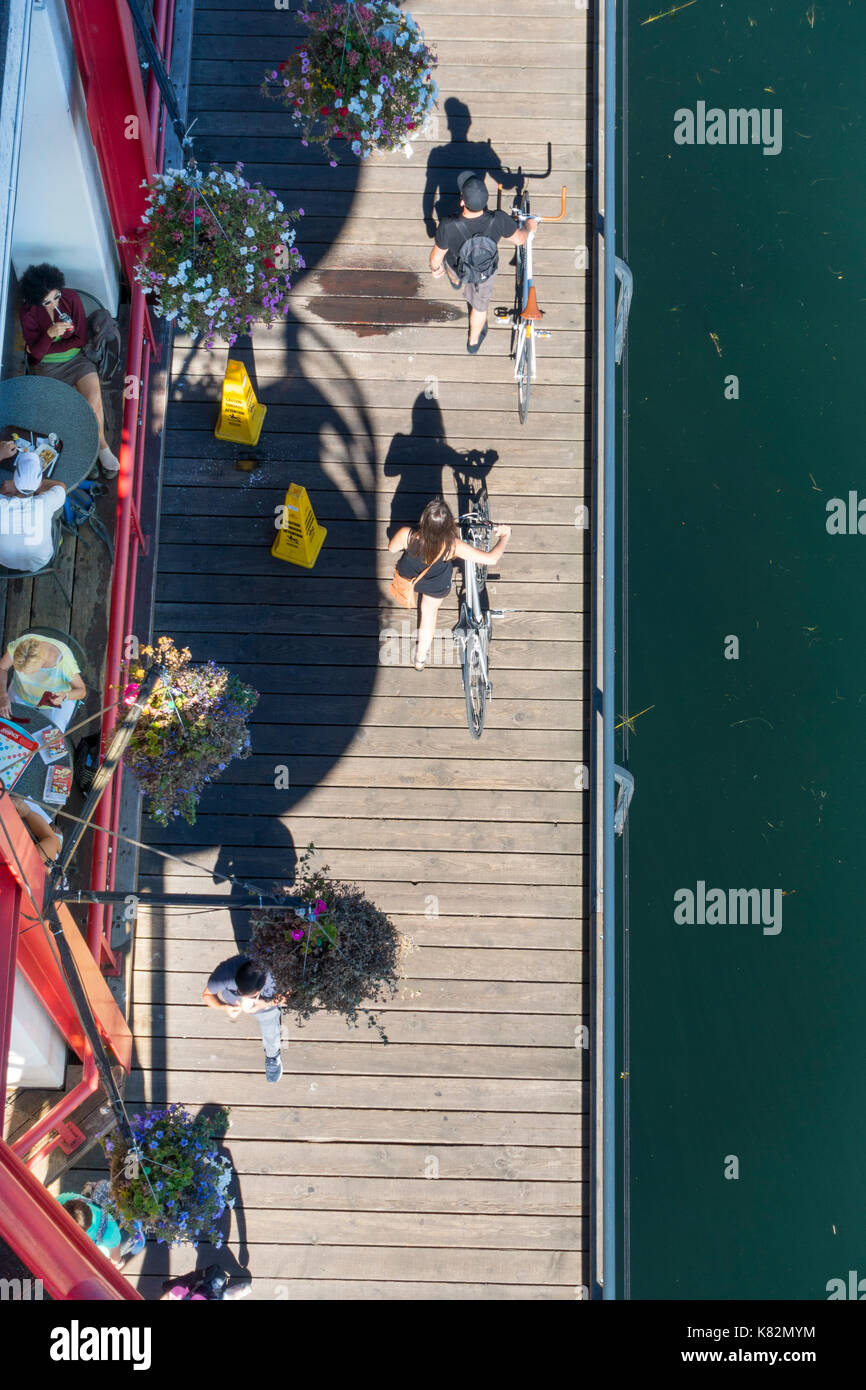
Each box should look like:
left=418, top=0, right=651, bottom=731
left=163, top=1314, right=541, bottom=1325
left=620, top=1, right=866, bottom=1299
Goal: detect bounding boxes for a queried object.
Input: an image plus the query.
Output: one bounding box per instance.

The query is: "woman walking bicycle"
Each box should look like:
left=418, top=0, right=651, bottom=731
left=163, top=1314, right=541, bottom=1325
left=388, top=498, right=511, bottom=670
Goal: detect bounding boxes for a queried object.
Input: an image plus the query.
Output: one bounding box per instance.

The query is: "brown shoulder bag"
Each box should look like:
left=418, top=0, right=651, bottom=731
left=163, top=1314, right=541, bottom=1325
left=389, top=537, right=446, bottom=609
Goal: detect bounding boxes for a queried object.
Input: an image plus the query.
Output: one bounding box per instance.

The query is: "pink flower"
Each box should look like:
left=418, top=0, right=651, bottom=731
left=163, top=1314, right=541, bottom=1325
left=313, top=899, right=327, bottom=916
left=291, top=928, right=305, bottom=941
left=123, top=683, right=141, bottom=705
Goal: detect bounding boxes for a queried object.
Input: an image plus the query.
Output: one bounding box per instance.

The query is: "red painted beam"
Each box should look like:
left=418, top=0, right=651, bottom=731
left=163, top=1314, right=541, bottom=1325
left=0, top=792, right=84, bottom=1054
left=0, top=1141, right=142, bottom=1300
left=0, top=793, right=133, bottom=1072
left=65, top=0, right=158, bottom=346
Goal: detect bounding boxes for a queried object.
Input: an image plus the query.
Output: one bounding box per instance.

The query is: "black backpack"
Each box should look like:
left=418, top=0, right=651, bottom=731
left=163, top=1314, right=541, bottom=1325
left=451, top=213, right=499, bottom=287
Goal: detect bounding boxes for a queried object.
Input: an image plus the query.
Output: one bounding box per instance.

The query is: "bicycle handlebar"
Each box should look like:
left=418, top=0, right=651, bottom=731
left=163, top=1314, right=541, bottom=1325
left=497, top=185, right=567, bottom=223
left=540, top=187, right=567, bottom=222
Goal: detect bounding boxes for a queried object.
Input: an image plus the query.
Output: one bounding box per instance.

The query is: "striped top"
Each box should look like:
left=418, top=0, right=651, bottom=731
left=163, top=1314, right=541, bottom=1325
left=8, top=635, right=80, bottom=707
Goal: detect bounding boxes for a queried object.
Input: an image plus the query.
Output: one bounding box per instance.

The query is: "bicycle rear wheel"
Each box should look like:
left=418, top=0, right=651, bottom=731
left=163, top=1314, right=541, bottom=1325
left=463, top=629, right=487, bottom=738
left=517, top=327, right=531, bottom=424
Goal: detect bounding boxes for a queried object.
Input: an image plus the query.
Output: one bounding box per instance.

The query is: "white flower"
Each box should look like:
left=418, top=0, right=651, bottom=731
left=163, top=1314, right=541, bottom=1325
left=244, top=225, right=255, bottom=236
left=275, top=201, right=284, bottom=212
left=245, top=263, right=254, bottom=272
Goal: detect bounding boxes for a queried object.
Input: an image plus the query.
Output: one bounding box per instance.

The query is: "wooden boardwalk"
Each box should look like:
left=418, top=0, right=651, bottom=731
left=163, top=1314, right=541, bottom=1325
left=129, top=0, right=590, bottom=1298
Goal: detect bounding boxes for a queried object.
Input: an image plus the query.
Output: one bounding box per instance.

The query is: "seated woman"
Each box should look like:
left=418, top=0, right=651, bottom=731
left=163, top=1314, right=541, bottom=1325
left=0, top=632, right=86, bottom=731
left=10, top=796, right=62, bottom=863
left=57, top=1190, right=145, bottom=1269
left=18, top=263, right=119, bottom=477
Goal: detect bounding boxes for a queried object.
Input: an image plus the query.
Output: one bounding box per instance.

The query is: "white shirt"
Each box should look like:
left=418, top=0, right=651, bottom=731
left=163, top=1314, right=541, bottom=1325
left=0, top=487, right=65, bottom=572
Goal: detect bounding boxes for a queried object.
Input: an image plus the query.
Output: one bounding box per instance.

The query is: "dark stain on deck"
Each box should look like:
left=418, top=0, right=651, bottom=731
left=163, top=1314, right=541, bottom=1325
left=307, top=269, right=463, bottom=336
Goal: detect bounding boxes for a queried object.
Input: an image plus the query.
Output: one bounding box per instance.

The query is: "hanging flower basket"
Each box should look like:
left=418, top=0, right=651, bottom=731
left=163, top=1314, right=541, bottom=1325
left=126, top=636, right=258, bottom=828
left=250, top=847, right=411, bottom=1042
left=131, top=162, right=305, bottom=347
left=104, top=1104, right=233, bottom=1249
left=262, top=2, right=438, bottom=165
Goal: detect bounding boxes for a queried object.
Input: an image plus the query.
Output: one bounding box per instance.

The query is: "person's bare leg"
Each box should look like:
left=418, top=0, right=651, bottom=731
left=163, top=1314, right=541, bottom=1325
left=416, top=594, right=445, bottom=666
left=468, top=305, right=487, bottom=346
left=77, top=371, right=119, bottom=475
left=76, top=372, right=106, bottom=447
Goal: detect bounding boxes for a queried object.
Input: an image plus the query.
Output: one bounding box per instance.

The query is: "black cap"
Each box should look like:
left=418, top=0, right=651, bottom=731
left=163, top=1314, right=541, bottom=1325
left=457, top=170, right=488, bottom=211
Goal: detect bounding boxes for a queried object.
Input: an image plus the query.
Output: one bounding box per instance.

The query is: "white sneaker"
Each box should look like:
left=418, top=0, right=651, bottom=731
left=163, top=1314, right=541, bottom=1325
left=98, top=445, right=120, bottom=477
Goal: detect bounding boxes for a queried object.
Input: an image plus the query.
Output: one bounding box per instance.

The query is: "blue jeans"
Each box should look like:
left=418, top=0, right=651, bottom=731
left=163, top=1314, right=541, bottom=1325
left=256, top=1005, right=282, bottom=1058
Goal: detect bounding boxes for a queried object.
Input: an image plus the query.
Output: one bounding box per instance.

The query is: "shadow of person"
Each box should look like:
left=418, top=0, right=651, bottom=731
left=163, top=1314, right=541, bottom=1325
left=384, top=391, right=499, bottom=535
left=212, top=840, right=298, bottom=952
left=422, top=97, right=520, bottom=237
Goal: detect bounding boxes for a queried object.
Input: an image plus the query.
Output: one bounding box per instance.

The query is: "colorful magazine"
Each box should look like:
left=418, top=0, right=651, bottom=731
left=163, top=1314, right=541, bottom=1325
left=0, top=718, right=39, bottom=791
left=43, top=763, right=72, bottom=806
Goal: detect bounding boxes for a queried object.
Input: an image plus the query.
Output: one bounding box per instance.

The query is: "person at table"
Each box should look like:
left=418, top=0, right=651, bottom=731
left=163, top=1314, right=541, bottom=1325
left=0, top=630, right=85, bottom=731
left=10, top=796, right=62, bottom=863
left=0, top=449, right=67, bottom=574
left=18, top=263, right=120, bottom=478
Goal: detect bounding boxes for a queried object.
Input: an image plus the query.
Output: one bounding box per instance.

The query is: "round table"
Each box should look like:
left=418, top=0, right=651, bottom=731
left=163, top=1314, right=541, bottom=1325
left=0, top=374, right=99, bottom=492
left=4, top=702, right=73, bottom=816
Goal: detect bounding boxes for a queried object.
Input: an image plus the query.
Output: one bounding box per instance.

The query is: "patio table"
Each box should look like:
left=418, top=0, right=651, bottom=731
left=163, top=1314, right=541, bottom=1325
left=3, top=702, right=74, bottom=817
left=0, top=374, right=99, bottom=492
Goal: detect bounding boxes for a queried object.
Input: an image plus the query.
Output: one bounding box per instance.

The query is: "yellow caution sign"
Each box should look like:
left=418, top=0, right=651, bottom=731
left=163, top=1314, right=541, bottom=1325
left=214, top=360, right=266, bottom=445
left=272, top=483, right=327, bottom=569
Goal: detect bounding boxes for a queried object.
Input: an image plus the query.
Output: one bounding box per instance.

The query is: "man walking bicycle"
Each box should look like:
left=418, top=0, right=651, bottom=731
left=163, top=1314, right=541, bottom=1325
left=429, top=170, right=537, bottom=353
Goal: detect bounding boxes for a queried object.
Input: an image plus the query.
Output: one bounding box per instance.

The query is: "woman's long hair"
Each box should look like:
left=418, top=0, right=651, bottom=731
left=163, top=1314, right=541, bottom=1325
left=410, top=498, right=458, bottom=564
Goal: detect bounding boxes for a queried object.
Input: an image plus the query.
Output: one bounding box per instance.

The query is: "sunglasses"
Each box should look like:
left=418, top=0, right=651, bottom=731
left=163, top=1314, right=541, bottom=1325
left=41, top=291, right=62, bottom=307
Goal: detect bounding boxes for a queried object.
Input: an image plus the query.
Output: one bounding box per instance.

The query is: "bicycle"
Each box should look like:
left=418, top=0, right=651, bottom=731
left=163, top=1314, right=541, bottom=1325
left=451, top=483, right=505, bottom=738
left=494, top=183, right=567, bottom=423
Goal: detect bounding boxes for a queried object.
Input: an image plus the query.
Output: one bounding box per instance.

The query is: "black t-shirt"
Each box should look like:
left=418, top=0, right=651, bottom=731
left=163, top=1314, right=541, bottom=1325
left=435, top=209, right=518, bottom=271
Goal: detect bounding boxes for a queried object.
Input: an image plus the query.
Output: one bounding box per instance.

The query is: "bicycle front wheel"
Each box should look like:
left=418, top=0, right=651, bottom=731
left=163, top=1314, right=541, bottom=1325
left=463, top=630, right=487, bottom=739
left=467, top=490, right=492, bottom=589
left=517, top=326, right=531, bottom=424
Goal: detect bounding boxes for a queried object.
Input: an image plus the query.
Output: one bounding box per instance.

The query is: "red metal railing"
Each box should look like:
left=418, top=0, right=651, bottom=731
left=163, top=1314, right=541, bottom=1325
left=83, top=0, right=174, bottom=970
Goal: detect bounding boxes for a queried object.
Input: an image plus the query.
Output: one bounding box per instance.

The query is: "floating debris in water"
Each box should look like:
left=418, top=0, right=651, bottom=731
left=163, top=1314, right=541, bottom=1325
left=709, top=331, right=722, bottom=357
left=615, top=704, right=655, bottom=734
left=808, top=473, right=821, bottom=490
left=806, top=4, right=816, bottom=28
left=641, top=0, right=697, bottom=25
